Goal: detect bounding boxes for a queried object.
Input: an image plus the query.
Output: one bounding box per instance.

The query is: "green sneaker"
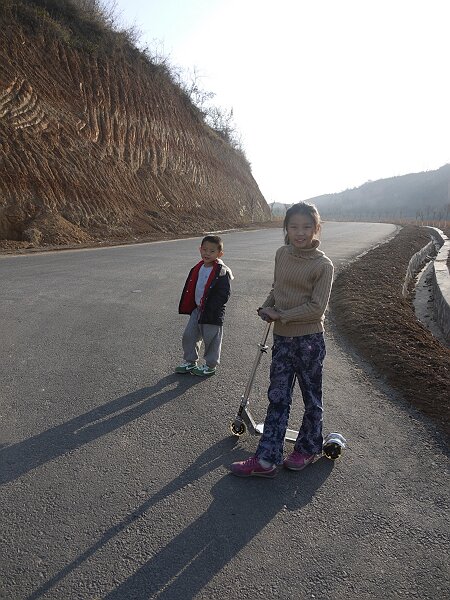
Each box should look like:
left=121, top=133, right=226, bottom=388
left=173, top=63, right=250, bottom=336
left=175, top=362, right=196, bottom=374
left=191, top=364, right=216, bottom=377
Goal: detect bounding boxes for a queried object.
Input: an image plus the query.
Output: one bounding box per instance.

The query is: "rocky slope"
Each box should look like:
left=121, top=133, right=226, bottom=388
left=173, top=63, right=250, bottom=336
left=0, top=1, right=269, bottom=249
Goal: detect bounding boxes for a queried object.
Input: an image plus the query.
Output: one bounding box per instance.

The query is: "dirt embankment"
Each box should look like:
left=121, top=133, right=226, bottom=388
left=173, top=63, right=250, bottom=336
left=0, top=3, right=269, bottom=251
left=330, top=225, right=450, bottom=437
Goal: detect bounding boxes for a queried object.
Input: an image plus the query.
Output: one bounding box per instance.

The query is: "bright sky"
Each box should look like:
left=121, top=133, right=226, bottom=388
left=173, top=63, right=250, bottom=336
left=112, top=0, right=449, bottom=204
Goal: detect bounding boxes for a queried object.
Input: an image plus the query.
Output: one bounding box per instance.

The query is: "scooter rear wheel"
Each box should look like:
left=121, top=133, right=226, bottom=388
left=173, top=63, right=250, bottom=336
left=323, top=442, right=343, bottom=460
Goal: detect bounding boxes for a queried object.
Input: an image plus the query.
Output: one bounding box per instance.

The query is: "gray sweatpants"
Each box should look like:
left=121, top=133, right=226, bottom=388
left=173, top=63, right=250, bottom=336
left=182, top=308, right=223, bottom=368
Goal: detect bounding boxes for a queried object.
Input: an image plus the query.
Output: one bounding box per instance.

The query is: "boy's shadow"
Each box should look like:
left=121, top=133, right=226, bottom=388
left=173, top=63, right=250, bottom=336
left=28, top=437, right=333, bottom=599
left=1, top=374, right=203, bottom=484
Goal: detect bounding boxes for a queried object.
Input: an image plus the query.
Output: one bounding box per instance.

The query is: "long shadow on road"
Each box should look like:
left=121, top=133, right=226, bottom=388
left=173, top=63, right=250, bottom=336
left=27, top=437, right=333, bottom=599
left=1, top=375, right=203, bottom=485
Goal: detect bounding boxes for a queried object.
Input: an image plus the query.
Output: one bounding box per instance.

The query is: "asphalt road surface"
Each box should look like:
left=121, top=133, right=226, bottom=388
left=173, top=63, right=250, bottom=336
left=1, top=223, right=448, bottom=600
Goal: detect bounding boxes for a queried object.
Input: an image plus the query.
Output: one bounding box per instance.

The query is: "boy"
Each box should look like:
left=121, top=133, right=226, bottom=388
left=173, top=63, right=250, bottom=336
left=176, top=235, right=233, bottom=377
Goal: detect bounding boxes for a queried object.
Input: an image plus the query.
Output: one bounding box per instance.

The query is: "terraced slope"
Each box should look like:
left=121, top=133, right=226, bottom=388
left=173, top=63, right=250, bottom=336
left=0, top=3, right=269, bottom=249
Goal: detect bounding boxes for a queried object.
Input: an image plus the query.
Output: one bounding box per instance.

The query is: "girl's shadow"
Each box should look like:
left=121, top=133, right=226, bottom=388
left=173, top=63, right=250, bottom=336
left=104, top=456, right=333, bottom=599
left=28, top=437, right=333, bottom=600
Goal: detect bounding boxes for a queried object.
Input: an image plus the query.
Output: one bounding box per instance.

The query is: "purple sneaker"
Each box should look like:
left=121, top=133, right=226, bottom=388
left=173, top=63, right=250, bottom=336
left=283, top=450, right=321, bottom=471
left=230, top=456, right=277, bottom=478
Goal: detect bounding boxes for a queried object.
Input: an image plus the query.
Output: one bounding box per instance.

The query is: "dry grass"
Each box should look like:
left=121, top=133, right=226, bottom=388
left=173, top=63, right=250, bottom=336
left=330, top=225, right=450, bottom=437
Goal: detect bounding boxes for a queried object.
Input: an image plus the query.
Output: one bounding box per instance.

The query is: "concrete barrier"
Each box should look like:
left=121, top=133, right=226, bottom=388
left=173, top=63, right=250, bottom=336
left=413, top=227, right=450, bottom=344
left=402, top=240, right=436, bottom=296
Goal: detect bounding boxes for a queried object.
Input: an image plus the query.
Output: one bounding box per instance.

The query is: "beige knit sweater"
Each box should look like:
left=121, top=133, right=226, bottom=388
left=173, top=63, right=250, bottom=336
left=261, top=240, right=334, bottom=337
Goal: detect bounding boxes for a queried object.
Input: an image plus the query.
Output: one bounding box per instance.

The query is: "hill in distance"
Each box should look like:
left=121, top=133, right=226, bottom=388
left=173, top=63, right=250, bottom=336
left=310, top=165, right=450, bottom=224
left=270, top=164, right=450, bottom=227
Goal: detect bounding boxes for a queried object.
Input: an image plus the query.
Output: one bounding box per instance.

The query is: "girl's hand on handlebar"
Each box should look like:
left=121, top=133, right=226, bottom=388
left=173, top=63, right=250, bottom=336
left=258, top=307, right=280, bottom=322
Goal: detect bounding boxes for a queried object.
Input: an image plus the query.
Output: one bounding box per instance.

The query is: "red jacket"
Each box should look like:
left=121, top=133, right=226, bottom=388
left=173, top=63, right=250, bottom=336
left=178, top=260, right=232, bottom=325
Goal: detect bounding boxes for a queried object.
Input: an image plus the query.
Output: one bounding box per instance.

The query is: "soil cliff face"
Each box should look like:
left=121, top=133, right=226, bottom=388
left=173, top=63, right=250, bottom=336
left=0, top=3, right=269, bottom=249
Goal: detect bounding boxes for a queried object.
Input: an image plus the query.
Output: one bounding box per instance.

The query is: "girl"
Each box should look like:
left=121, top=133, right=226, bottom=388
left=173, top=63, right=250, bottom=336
left=230, top=202, right=334, bottom=478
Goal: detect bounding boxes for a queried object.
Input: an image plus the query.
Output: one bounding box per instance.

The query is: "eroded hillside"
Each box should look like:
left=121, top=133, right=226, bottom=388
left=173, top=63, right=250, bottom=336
left=0, top=1, right=269, bottom=249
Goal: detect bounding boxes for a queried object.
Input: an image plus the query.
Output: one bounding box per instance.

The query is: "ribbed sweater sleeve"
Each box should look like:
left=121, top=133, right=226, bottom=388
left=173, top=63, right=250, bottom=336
left=261, top=244, right=334, bottom=337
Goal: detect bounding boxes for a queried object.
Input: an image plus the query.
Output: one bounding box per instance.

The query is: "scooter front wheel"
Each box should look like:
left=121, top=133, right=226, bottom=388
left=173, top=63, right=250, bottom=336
left=230, top=420, right=246, bottom=436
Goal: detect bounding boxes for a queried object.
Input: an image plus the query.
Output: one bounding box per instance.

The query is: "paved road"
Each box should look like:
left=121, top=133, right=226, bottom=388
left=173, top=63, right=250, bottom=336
left=1, top=223, right=448, bottom=600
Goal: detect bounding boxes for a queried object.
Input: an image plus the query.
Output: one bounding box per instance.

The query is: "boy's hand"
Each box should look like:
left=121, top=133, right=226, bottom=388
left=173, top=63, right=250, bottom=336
left=258, top=307, right=280, bottom=322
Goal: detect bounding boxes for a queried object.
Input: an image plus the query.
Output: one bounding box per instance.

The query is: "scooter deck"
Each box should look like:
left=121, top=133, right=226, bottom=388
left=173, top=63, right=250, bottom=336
left=285, top=428, right=299, bottom=443
left=240, top=404, right=299, bottom=443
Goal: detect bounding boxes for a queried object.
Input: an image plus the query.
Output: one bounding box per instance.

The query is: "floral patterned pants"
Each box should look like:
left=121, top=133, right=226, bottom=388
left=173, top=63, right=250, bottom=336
left=255, top=332, right=326, bottom=465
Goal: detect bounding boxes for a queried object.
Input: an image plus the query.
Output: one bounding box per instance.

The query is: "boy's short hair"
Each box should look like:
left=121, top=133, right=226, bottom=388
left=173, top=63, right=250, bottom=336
left=201, top=235, right=223, bottom=252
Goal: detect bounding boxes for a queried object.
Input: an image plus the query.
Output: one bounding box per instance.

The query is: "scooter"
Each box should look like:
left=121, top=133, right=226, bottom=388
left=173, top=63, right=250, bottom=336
left=229, top=321, right=299, bottom=442
left=230, top=321, right=346, bottom=460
